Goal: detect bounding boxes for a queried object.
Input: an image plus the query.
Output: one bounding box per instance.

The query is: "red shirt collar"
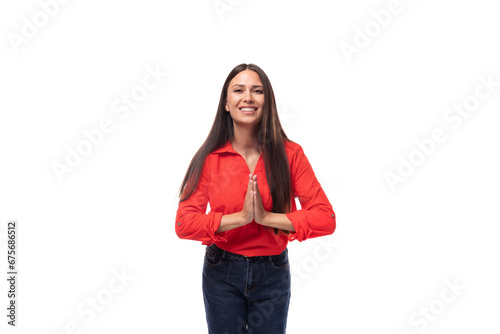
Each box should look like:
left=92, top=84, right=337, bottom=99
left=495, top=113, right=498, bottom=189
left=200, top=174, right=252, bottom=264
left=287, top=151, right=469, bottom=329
left=212, top=140, right=237, bottom=154
left=213, top=139, right=292, bottom=154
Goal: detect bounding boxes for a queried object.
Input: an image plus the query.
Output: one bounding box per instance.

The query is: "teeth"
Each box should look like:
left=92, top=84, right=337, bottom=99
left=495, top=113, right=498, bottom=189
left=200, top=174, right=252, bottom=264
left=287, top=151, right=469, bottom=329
left=241, top=108, right=256, bottom=111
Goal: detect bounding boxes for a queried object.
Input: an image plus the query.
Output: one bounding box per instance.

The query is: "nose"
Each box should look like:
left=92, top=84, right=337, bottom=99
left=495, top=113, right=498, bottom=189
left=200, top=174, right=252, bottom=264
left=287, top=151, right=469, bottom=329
left=243, top=90, right=253, bottom=102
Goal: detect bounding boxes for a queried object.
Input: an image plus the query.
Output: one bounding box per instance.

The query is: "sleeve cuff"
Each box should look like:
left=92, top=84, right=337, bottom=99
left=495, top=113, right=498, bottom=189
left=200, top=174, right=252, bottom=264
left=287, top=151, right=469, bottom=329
left=285, top=210, right=309, bottom=242
left=202, top=211, right=227, bottom=245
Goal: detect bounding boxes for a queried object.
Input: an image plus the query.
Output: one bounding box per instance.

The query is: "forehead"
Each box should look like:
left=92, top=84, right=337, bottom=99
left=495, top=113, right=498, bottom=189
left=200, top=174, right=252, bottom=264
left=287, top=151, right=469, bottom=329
left=230, top=70, right=263, bottom=86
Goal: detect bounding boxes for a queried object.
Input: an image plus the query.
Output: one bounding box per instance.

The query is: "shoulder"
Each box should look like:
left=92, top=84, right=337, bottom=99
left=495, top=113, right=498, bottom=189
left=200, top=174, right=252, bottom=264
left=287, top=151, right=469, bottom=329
left=284, top=138, right=304, bottom=157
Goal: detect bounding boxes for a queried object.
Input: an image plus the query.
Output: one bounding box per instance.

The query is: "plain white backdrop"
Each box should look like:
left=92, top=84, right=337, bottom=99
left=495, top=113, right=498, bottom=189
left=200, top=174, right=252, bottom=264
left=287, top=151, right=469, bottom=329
left=1, top=0, right=499, bottom=333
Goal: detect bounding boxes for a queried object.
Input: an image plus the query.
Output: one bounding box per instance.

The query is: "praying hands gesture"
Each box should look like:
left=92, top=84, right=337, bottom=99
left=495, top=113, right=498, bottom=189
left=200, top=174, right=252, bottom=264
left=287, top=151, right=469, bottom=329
left=217, top=173, right=295, bottom=233
left=240, top=173, right=268, bottom=225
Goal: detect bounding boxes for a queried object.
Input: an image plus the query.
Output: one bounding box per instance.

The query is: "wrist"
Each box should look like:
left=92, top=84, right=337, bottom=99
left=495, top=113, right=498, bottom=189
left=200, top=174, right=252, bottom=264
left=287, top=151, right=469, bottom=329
left=238, top=212, right=248, bottom=226
left=261, top=212, right=272, bottom=226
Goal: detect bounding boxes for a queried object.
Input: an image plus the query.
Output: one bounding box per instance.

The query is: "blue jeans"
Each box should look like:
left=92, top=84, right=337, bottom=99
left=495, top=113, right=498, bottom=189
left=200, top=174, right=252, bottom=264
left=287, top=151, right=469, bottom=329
left=202, top=243, right=291, bottom=334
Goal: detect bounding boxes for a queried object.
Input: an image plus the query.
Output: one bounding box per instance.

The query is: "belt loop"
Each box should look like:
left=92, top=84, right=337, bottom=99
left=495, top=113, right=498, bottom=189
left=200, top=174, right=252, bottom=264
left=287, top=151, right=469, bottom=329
left=221, top=249, right=227, bottom=259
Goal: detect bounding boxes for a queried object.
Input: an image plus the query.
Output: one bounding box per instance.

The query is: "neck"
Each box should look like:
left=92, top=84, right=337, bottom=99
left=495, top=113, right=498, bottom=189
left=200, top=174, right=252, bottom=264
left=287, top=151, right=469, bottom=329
left=231, top=123, right=260, bottom=156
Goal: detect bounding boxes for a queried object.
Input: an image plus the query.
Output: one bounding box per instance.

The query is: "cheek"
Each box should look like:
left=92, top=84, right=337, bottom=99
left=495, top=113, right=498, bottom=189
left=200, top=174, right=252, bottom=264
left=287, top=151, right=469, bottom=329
left=228, top=94, right=239, bottom=104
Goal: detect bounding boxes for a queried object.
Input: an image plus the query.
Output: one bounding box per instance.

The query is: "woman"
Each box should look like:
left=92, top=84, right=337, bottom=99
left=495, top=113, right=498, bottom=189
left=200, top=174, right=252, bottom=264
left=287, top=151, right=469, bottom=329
left=175, top=63, right=336, bottom=333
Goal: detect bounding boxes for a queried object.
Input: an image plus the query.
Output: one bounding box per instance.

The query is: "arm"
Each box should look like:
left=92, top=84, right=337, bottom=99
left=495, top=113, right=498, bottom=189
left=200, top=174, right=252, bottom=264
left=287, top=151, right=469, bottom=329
left=216, top=212, right=246, bottom=233
left=175, top=159, right=229, bottom=245
left=285, top=145, right=336, bottom=242
left=262, top=212, right=296, bottom=232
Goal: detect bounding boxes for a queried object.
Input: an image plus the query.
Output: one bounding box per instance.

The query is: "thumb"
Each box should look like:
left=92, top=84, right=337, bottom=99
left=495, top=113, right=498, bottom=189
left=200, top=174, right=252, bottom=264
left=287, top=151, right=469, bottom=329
left=247, top=173, right=253, bottom=195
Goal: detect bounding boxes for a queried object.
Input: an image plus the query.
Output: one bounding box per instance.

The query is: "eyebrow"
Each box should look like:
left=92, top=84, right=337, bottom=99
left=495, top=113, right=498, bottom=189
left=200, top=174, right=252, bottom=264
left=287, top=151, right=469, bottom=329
left=231, top=84, right=264, bottom=88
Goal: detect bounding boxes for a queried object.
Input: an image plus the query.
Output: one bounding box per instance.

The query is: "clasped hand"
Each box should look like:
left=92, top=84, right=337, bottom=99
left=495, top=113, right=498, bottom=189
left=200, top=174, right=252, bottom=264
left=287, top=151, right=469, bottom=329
left=240, top=173, right=269, bottom=225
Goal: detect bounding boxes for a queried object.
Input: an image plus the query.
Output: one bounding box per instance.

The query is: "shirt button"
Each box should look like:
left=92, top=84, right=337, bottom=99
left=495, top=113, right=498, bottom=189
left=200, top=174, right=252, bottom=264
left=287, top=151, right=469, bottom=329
left=331, top=214, right=335, bottom=218
left=177, top=221, right=181, bottom=226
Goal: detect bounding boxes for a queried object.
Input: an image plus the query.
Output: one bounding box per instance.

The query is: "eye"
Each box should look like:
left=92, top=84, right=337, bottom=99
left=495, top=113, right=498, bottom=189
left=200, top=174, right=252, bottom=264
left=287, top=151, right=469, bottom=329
left=233, top=89, right=263, bottom=94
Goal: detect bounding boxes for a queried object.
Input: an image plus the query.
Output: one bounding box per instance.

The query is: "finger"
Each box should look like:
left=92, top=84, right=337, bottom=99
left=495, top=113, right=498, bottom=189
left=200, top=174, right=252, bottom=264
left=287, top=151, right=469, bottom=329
left=253, top=179, right=260, bottom=196
left=247, top=174, right=253, bottom=192
left=252, top=191, right=255, bottom=214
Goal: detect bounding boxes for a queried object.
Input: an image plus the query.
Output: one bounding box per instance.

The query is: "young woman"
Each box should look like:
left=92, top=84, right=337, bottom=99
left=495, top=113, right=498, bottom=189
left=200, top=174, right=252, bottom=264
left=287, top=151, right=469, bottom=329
left=175, top=63, right=336, bottom=333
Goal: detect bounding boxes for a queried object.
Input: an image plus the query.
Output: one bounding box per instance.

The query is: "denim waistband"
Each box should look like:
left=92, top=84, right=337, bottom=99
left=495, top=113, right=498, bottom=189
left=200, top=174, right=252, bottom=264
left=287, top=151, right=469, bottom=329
left=209, top=243, right=283, bottom=261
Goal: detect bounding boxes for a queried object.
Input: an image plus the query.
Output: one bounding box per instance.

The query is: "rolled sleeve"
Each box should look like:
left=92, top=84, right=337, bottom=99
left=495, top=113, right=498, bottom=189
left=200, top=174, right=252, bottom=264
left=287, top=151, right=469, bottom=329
left=285, top=145, right=336, bottom=242
left=175, top=159, right=227, bottom=245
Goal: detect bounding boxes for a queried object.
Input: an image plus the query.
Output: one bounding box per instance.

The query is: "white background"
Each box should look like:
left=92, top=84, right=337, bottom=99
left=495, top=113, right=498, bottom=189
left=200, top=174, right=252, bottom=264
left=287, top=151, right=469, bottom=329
left=1, top=0, right=499, bottom=333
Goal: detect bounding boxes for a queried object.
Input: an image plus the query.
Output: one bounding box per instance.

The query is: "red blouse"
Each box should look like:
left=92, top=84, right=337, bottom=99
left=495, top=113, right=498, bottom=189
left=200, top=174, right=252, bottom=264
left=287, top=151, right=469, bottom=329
left=175, top=139, right=336, bottom=256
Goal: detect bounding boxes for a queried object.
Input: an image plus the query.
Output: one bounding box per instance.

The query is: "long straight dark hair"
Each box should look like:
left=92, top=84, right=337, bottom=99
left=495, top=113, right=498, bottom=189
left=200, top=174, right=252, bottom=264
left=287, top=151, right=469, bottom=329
left=177, top=63, right=295, bottom=235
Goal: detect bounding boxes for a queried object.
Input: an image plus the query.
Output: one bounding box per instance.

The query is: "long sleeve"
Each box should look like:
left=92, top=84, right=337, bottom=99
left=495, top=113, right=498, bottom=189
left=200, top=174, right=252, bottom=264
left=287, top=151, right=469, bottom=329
left=285, top=145, right=336, bottom=242
left=175, top=158, right=227, bottom=245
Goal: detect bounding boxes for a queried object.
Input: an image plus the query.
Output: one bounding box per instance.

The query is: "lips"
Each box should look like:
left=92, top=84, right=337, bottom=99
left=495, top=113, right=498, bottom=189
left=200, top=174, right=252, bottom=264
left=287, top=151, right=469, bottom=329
left=239, top=107, right=258, bottom=114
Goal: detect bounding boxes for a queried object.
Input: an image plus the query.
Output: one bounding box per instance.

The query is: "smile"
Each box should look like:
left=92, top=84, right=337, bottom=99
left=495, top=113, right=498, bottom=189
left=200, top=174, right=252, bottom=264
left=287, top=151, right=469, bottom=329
left=239, top=107, right=257, bottom=114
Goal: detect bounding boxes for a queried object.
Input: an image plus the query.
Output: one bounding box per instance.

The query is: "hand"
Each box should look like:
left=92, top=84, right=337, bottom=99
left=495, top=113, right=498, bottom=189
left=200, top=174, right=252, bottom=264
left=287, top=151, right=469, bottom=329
left=240, top=173, right=255, bottom=225
left=251, top=174, right=269, bottom=225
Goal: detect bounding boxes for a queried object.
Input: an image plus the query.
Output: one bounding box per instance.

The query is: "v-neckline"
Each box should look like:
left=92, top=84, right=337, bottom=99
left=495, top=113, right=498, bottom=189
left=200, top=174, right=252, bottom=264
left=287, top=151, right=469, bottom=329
left=230, top=141, right=262, bottom=174
left=245, top=154, right=262, bottom=175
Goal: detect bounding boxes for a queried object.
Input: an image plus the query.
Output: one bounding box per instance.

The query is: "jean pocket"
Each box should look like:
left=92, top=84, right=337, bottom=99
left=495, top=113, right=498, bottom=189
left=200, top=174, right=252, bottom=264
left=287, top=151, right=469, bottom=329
left=269, top=249, right=289, bottom=269
left=204, top=246, right=222, bottom=266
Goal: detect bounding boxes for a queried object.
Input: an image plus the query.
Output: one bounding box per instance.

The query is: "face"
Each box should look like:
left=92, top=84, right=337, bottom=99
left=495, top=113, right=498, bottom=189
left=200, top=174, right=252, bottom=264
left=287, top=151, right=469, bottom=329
left=225, top=70, right=265, bottom=126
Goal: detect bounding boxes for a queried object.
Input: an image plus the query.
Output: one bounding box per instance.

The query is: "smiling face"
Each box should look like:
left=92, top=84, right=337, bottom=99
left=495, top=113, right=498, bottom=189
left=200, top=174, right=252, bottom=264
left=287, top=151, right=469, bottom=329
left=225, top=70, right=265, bottom=127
